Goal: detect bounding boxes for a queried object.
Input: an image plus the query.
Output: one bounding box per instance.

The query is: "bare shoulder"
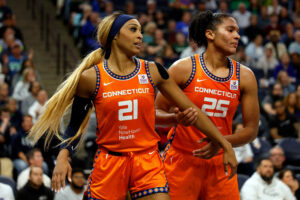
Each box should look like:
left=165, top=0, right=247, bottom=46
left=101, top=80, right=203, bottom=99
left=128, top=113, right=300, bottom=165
left=77, top=67, right=97, bottom=98
left=168, top=57, right=193, bottom=86
left=239, top=64, right=257, bottom=91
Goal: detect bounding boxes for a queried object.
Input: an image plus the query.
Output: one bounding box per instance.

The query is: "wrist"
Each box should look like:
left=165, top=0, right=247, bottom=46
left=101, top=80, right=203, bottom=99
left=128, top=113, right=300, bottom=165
left=221, top=140, right=232, bottom=151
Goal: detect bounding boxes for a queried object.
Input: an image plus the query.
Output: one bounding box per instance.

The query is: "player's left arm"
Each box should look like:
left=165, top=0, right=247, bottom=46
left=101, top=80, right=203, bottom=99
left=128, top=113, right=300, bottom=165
left=224, top=65, right=259, bottom=147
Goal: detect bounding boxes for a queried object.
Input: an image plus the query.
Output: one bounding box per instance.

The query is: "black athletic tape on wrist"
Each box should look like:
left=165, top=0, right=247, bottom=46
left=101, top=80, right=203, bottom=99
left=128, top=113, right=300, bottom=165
left=154, top=62, right=169, bottom=80
left=60, top=96, right=92, bottom=155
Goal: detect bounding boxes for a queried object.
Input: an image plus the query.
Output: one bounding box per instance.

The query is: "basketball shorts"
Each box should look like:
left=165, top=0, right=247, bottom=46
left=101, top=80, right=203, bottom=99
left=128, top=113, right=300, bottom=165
left=84, top=147, right=168, bottom=200
left=163, top=145, right=240, bottom=200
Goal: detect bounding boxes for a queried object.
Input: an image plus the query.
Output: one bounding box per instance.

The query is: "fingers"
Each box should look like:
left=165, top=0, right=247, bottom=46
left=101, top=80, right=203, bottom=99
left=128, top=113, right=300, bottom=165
left=229, top=161, right=237, bottom=180
left=176, top=107, right=198, bottom=126
left=224, top=163, right=228, bottom=177
left=67, top=166, right=72, bottom=183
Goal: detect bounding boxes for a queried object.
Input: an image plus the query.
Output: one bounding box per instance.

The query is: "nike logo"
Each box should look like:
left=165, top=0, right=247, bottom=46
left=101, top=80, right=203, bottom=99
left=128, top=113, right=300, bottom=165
left=197, top=79, right=206, bottom=82
left=104, top=82, right=114, bottom=86
left=149, top=150, right=156, bottom=155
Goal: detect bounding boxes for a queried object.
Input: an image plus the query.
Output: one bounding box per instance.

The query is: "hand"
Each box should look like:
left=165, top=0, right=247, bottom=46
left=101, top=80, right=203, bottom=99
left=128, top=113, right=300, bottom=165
left=222, top=142, right=237, bottom=180
left=2, top=54, right=8, bottom=64
left=192, top=138, right=221, bottom=159
left=28, top=48, right=34, bottom=60
left=52, top=150, right=72, bottom=192
left=174, top=107, right=198, bottom=126
left=289, top=179, right=299, bottom=194
left=9, top=127, right=17, bottom=135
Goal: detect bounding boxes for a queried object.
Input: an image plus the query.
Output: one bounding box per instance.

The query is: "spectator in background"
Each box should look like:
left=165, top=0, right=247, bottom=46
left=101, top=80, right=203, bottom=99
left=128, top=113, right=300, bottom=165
left=164, top=20, right=177, bottom=47
left=5, top=97, right=22, bottom=130
left=245, top=34, right=264, bottom=65
left=175, top=11, right=191, bottom=39
left=54, top=168, right=86, bottom=200
left=262, top=83, right=283, bottom=117
left=17, top=148, right=50, bottom=190
left=145, top=0, right=156, bottom=21
left=281, top=23, right=295, bottom=48
left=241, top=158, right=295, bottom=200
left=284, top=92, right=300, bottom=117
left=264, top=13, right=285, bottom=39
left=249, top=0, right=260, bottom=14
left=269, top=146, right=286, bottom=174
left=233, top=122, right=255, bottom=176
left=99, top=1, right=114, bottom=18
left=232, top=3, right=251, bottom=32
left=0, top=82, right=9, bottom=107
left=273, top=53, right=296, bottom=81
left=0, top=0, right=13, bottom=27
left=12, top=67, right=36, bottom=102
left=11, top=114, right=35, bottom=175
left=217, top=0, right=229, bottom=14
left=12, top=55, right=41, bottom=89
left=154, top=10, right=166, bottom=30
left=279, top=7, right=293, bottom=27
left=258, top=5, right=270, bottom=29
left=0, top=182, right=15, bottom=200
left=2, top=41, right=26, bottom=87
left=244, top=15, right=263, bottom=42
left=0, top=27, right=21, bottom=55
left=142, top=21, right=156, bottom=45
left=16, top=166, right=54, bottom=200
left=172, top=32, right=188, bottom=58
left=0, top=107, right=14, bottom=178
left=256, top=46, right=278, bottom=77
left=124, top=0, right=136, bottom=17
left=21, top=81, right=41, bottom=115
left=0, top=13, right=23, bottom=41
left=147, top=29, right=167, bottom=58
left=269, top=99, right=300, bottom=143
left=28, top=89, right=48, bottom=124
left=265, top=30, right=287, bottom=61
left=278, top=169, right=300, bottom=199
left=277, top=70, right=295, bottom=97
left=267, top=0, right=282, bottom=15
left=180, top=40, right=205, bottom=59
left=289, top=30, right=300, bottom=56
left=79, top=12, right=101, bottom=56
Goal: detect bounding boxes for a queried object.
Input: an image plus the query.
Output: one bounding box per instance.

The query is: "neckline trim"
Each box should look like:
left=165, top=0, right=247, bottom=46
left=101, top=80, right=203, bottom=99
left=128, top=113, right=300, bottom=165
left=103, top=57, right=141, bottom=80
left=199, top=53, right=234, bottom=82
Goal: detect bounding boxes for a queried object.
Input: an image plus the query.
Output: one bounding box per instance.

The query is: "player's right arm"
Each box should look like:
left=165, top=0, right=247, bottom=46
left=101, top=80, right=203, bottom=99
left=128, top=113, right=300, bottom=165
left=52, top=67, right=96, bottom=192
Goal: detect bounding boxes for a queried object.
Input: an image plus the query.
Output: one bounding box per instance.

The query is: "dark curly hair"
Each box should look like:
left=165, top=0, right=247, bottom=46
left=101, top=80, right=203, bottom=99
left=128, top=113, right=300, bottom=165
left=189, top=10, right=233, bottom=47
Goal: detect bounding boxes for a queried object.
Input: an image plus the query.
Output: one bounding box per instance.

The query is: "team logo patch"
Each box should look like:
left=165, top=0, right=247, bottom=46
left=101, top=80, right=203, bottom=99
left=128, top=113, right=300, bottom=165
left=138, top=74, right=148, bottom=84
left=230, top=80, right=238, bottom=90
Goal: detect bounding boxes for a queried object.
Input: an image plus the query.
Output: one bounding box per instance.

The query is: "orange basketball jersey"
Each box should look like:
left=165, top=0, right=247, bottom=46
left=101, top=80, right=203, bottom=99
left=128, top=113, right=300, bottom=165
left=168, top=53, right=241, bottom=153
left=93, top=58, right=160, bottom=152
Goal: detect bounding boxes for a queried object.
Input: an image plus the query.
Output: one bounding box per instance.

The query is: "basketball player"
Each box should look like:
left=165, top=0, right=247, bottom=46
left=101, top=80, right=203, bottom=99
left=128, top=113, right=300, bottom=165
left=156, top=11, right=259, bottom=200
left=28, top=12, right=237, bottom=200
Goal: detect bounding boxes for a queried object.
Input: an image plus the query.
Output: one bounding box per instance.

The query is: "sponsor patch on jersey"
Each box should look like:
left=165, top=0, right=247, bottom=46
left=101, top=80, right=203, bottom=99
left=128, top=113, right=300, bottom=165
left=138, top=74, right=148, bottom=84
left=230, top=80, right=239, bottom=90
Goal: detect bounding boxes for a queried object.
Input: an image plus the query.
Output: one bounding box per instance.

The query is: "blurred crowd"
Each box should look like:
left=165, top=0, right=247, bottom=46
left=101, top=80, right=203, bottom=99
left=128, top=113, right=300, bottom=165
left=2, top=0, right=300, bottom=199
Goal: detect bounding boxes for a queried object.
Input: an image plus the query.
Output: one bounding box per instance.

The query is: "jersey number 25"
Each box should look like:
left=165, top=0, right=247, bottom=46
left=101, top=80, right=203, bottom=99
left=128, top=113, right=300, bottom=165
left=201, top=97, right=230, bottom=118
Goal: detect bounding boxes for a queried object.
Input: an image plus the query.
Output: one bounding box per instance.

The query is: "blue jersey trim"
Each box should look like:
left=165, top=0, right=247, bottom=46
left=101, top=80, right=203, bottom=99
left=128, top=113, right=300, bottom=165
left=103, top=57, right=141, bottom=80
left=183, top=56, right=196, bottom=89
left=199, top=53, right=234, bottom=82
left=87, top=149, right=101, bottom=200
left=131, top=183, right=169, bottom=199
left=145, top=61, right=155, bottom=88
left=91, top=65, right=100, bottom=100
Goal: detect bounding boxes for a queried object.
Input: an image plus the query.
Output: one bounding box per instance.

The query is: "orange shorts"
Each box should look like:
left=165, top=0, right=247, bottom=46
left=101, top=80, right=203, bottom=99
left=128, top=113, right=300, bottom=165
left=85, top=147, right=168, bottom=200
left=163, top=145, right=240, bottom=200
